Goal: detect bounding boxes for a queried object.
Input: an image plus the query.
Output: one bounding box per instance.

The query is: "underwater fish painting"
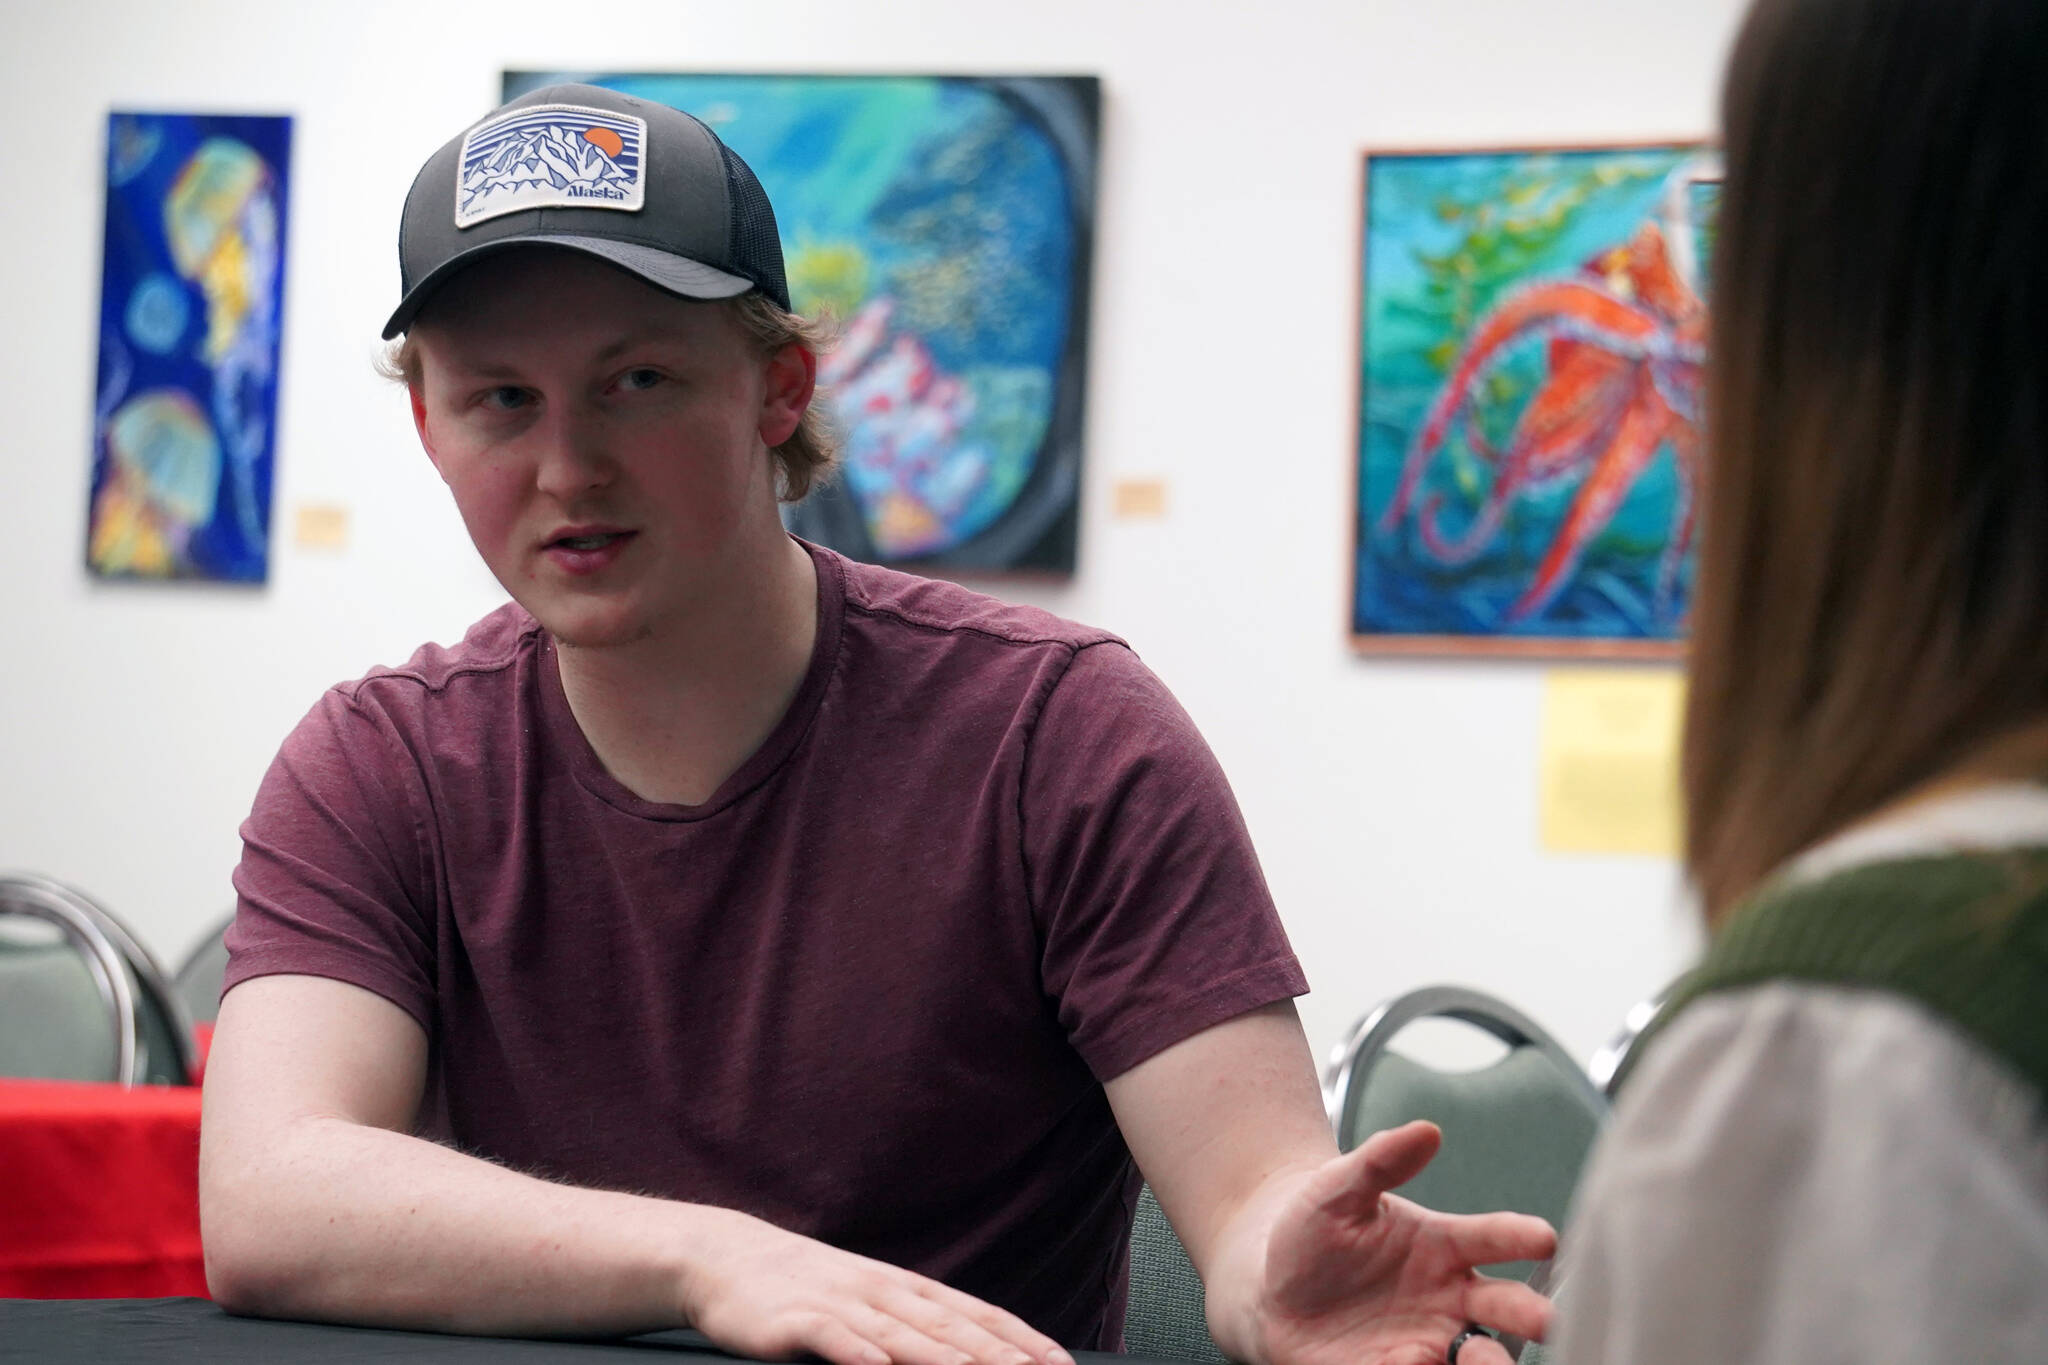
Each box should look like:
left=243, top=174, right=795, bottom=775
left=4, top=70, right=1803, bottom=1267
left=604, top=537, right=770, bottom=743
left=1352, top=143, right=1718, bottom=656
left=504, top=72, right=1099, bottom=576
left=87, top=112, right=291, bottom=582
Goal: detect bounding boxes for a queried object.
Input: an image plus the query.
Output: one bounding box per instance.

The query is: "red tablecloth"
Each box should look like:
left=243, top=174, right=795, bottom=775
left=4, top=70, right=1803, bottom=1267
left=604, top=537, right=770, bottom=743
left=0, top=1070, right=207, bottom=1297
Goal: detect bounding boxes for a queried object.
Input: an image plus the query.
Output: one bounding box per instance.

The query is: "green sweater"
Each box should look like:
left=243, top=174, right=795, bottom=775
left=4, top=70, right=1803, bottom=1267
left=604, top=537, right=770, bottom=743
left=1626, top=848, right=2048, bottom=1106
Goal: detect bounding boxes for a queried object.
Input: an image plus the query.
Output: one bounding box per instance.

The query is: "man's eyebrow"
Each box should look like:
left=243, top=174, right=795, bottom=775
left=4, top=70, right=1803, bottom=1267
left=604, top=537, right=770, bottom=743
left=436, top=356, right=527, bottom=381
left=592, top=329, right=691, bottom=364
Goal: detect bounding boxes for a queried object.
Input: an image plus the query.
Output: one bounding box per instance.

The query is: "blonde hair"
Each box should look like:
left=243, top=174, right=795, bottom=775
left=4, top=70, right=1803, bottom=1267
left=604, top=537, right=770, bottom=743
left=376, top=288, right=838, bottom=502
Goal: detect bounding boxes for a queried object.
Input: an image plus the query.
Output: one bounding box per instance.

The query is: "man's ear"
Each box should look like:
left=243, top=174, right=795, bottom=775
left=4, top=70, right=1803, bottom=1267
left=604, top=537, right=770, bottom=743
left=409, top=383, right=445, bottom=478
left=758, top=342, right=817, bottom=448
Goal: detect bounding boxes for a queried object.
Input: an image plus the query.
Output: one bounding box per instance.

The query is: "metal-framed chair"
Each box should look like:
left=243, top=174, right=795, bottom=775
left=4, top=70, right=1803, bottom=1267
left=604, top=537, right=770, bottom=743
left=1586, top=986, right=1673, bottom=1097
left=1321, top=985, right=1608, bottom=1286
left=1123, top=1182, right=1225, bottom=1362
left=0, top=874, right=197, bottom=1086
left=173, top=909, right=235, bottom=1026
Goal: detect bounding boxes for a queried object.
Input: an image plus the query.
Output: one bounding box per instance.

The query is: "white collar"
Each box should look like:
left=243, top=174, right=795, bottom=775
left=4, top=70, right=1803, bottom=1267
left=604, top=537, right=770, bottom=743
left=1784, top=780, right=2048, bottom=886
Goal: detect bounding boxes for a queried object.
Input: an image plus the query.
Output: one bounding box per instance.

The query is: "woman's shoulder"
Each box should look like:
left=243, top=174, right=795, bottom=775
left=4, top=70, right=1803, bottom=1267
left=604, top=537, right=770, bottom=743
left=1617, top=978, right=2047, bottom=1160
left=1629, top=784, right=2048, bottom=1106
left=1553, top=979, right=2048, bottom=1364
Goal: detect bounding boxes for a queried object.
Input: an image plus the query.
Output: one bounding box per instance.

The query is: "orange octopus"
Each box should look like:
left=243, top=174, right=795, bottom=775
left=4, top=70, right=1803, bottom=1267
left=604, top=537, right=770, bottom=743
left=1377, top=220, right=1706, bottom=624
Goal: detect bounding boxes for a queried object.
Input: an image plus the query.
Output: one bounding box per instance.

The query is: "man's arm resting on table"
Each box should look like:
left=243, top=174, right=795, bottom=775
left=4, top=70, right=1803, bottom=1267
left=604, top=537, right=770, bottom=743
left=200, top=974, right=1068, bottom=1365
left=1104, top=1001, right=1556, bottom=1365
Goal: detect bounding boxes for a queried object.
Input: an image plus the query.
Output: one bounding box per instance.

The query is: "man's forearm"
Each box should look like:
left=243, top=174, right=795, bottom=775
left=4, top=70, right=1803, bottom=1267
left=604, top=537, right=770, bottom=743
left=1102, top=1002, right=1345, bottom=1365
left=202, top=1112, right=727, bottom=1336
left=1197, top=1161, right=1323, bottom=1365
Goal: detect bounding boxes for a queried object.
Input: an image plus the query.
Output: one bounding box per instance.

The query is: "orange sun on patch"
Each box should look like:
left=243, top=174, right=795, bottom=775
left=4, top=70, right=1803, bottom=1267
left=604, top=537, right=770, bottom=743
left=581, top=126, right=624, bottom=159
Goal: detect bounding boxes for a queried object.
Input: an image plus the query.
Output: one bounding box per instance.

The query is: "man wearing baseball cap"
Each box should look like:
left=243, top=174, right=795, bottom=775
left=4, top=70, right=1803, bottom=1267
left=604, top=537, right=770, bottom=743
left=199, top=86, right=1553, bottom=1365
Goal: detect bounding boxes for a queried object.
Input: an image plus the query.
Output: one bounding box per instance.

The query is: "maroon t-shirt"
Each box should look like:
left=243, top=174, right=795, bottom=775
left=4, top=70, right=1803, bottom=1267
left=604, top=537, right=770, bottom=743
left=226, top=541, right=1306, bottom=1349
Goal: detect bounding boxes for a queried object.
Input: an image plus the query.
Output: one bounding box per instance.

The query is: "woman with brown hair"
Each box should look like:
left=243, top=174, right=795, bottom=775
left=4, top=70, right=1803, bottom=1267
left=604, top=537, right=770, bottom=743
left=1547, top=0, right=2048, bottom=1359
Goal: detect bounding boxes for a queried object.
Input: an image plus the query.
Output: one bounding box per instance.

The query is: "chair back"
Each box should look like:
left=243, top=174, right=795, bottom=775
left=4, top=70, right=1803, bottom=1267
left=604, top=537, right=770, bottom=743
left=0, top=874, right=196, bottom=1086
left=1323, top=985, right=1606, bottom=1283
left=1123, top=1182, right=1226, bottom=1362
left=1586, top=986, right=1672, bottom=1097
left=0, top=915, right=129, bottom=1081
left=174, top=911, right=235, bottom=1026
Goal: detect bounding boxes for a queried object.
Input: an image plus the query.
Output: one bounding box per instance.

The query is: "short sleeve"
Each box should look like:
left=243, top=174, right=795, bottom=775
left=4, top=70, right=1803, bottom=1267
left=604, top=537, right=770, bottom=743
left=223, top=688, right=439, bottom=1030
left=1020, top=641, right=1307, bottom=1081
left=1553, top=982, right=2048, bottom=1365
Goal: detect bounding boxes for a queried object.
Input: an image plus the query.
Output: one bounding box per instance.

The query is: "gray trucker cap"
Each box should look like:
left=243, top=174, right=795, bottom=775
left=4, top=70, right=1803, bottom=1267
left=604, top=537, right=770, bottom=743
left=383, top=83, right=791, bottom=338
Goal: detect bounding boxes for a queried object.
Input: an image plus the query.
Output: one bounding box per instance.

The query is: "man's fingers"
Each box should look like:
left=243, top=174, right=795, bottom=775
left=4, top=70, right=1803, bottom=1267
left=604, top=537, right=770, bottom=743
left=1450, top=1335, right=1517, bottom=1365
left=1381, top=1347, right=1445, bottom=1365
left=920, top=1280, right=1073, bottom=1365
left=853, top=1307, right=982, bottom=1365
left=1443, top=1210, right=1559, bottom=1269
left=1309, top=1120, right=1442, bottom=1217
left=1356, top=1120, right=1442, bottom=1191
left=792, top=1315, right=892, bottom=1365
left=1461, top=1274, right=1555, bottom=1344
left=881, top=1289, right=1036, bottom=1365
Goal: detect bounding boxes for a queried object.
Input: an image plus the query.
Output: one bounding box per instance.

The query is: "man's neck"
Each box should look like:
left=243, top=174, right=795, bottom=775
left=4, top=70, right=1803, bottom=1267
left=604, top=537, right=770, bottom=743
left=554, top=535, right=819, bottom=807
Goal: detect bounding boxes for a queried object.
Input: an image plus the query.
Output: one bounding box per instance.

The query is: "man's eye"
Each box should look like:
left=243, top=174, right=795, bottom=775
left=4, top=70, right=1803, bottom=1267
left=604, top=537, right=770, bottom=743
left=480, top=387, right=529, bottom=411
left=617, top=368, right=665, bottom=393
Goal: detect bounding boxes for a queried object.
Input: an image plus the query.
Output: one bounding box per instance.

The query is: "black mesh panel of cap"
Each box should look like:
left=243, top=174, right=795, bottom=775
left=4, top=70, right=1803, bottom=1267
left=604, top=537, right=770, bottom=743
left=721, top=143, right=791, bottom=311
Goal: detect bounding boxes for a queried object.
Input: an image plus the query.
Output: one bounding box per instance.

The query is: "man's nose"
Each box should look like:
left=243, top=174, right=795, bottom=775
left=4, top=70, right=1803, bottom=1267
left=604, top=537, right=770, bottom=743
left=530, top=403, right=615, bottom=499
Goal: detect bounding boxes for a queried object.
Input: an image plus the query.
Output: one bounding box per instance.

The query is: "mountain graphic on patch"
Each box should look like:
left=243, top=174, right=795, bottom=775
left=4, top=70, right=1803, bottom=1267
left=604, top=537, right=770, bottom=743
left=455, top=104, right=647, bottom=227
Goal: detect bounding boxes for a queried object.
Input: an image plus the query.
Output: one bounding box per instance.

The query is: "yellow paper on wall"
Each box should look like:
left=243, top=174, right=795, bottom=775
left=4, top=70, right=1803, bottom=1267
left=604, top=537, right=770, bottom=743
left=1539, top=669, right=1686, bottom=857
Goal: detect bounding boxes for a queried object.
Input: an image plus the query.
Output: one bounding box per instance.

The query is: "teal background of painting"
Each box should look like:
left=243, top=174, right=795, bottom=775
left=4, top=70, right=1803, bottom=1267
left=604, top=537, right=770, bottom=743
left=503, top=72, right=1078, bottom=563
left=1354, top=146, right=1702, bottom=641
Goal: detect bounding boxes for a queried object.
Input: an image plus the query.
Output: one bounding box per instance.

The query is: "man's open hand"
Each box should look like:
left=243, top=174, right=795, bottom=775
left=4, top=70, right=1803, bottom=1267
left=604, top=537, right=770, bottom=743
left=1249, top=1121, right=1557, bottom=1365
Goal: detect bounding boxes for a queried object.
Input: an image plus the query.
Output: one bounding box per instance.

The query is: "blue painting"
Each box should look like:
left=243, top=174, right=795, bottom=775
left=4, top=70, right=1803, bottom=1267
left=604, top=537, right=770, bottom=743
left=1353, top=144, right=1717, bottom=655
left=505, top=73, right=1097, bottom=575
left=87, top=112, right=291, bottom=582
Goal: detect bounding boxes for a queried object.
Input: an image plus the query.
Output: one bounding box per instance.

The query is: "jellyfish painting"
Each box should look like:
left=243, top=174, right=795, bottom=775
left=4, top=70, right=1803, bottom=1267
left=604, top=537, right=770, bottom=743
left=86, top=112, right=292, bottom=582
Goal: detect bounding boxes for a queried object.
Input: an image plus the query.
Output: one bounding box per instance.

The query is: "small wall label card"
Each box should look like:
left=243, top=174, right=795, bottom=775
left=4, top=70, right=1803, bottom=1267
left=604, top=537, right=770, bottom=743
left=87, top=111, right=292, bottom=582
left=1111, top=478, right=1167, bottom=521
left=291, top=503, right=350, bottom=552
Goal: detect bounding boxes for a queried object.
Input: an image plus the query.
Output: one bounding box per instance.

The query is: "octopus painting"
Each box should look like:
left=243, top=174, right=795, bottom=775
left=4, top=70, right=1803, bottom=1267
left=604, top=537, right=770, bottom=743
left=1354, top=146, right=1717, bottom=650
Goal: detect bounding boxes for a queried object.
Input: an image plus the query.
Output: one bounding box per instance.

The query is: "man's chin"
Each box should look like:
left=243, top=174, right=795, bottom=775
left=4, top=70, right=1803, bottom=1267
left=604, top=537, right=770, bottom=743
left=542, top=613, right=656, bottom=652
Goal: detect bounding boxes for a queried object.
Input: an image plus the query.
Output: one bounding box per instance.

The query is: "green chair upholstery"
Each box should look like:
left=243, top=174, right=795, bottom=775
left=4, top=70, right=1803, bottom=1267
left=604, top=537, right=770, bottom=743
left=0, top=874, right=197, bottom=1086
left=1123, top=1182, right=1226, bottom=1362
left=1323, top=986, right=1607, bottom=1286
left=0, top=928, right=124, bottom=1081
left=173, top=911, right=234, bottom=1026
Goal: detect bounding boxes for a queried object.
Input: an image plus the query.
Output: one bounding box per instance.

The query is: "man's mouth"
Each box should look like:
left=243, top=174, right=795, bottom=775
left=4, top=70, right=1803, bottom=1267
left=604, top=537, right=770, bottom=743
left=553, top=533, right=624, bottom=550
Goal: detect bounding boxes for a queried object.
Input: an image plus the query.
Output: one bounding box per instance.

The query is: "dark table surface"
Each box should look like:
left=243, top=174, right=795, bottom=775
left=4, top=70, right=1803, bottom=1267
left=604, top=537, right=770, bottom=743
left=0, top=1297, right=1164, bottom=1365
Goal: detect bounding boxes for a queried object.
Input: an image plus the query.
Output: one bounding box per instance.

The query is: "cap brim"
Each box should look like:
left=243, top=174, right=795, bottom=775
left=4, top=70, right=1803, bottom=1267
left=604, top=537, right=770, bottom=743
left=381, top=235, right=756, bottom=339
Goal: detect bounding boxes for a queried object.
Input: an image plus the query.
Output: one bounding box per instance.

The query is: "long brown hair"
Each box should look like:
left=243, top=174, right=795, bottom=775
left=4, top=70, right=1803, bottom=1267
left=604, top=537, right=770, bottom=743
left=1686, top=0, right=2048, bottom=920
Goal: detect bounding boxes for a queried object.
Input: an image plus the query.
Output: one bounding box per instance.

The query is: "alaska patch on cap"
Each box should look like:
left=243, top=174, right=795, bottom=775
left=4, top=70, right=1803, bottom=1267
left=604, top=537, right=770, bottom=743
left=455, top=103, right=646, bottom=228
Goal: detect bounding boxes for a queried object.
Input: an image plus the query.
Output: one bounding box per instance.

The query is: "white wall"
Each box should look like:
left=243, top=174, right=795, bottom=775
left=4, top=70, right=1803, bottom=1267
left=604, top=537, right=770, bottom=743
left=0, top=0, right=1743, bottom=1063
